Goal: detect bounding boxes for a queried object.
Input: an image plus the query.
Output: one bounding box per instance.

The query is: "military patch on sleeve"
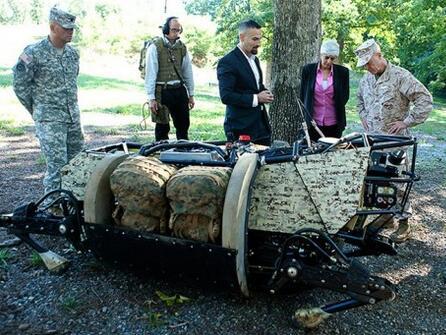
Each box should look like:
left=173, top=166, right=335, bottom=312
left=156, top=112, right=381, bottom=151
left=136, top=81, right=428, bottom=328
left=16, top=63, right=25, bottom=72
left=19, top=52, right=33, bottom=65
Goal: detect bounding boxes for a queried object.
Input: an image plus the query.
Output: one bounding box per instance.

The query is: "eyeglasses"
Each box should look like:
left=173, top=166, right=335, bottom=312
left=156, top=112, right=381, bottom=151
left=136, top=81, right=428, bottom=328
left=170, top=28, right=181, bottom=33
left=323, top=56, right=337, bottom=61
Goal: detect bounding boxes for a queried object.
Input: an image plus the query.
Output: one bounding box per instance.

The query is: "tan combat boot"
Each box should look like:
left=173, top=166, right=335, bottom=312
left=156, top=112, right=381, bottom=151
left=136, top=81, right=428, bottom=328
left=390, top=219, right=411, bottom=243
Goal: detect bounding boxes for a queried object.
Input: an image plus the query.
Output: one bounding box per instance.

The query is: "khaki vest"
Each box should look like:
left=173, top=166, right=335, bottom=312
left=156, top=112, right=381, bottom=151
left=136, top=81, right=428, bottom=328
left=154, top=38, right=186, bottom=82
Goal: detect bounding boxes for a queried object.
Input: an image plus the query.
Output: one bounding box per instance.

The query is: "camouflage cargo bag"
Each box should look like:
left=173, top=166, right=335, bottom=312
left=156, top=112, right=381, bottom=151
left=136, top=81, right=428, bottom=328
left=110, top=156, right=177, bottom=233
left=166, top=166, right=232, bottom=243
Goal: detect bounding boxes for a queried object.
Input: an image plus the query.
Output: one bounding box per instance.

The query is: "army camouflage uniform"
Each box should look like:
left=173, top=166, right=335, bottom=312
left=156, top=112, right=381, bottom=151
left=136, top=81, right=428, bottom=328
left=357, top=61, right=432, bottom=240
left=13, top=37, right=84, bottom=194
left=357, top=62, right=432, bottom=135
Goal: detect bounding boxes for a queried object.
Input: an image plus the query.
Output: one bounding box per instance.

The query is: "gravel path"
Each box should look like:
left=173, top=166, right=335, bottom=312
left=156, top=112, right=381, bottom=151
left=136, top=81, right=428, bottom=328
left=0, top=124, right=445, bottom=335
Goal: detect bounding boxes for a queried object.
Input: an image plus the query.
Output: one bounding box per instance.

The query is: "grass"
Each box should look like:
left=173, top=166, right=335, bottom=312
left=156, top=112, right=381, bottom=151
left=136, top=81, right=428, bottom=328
left=29, top=251, right=45, bottom=267
left=60, top=296, right=80, bottom=312
left=0, top=249, right=11, bottom=268
left=0, top=60, right=444, bottom=143
left=78, top=73, right=144, bottom=91
left=0, top=67, right=12, bottom=87
left=0, top=119, right=25, bottom=136
left=415, top=108, right=446, bottom=139
left=92, top=127, right=121, bottom=136
left=83, top=104, right=141, bottom=115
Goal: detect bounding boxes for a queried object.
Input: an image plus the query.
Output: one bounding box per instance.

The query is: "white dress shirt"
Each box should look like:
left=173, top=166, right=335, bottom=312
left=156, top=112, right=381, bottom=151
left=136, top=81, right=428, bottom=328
left=237, top=44, right=260, bottom=107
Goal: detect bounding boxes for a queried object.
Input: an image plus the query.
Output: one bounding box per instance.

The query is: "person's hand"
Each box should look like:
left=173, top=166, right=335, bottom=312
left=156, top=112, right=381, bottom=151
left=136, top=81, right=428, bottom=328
left=388, top=120, right=408, bottom=134
left=150, top=99, right=158, bottom=114
left=361, top=118, right=369, bottom=131
left=258, top=90, right=274, bottom=104
left=188, top=96, right=195, bottom=110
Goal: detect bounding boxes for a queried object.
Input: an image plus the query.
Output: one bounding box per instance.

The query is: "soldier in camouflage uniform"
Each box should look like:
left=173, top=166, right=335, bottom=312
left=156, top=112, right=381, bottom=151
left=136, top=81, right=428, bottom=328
left=355, top=39, right=433, bottom=242
left=12, top=6, right=84, bottom=196
left=145, top=17, right=195, bottom=141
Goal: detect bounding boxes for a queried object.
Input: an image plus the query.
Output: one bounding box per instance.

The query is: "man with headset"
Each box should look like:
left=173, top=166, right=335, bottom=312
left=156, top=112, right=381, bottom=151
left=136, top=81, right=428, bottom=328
left=145, top=17, right=195, bottom=141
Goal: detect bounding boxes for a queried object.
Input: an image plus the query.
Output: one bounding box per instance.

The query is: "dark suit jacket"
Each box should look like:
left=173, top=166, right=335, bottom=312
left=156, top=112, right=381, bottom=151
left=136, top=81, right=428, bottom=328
left=217, top=47, right=271, bottom=143
left=299, top=63, right=349, bottom=132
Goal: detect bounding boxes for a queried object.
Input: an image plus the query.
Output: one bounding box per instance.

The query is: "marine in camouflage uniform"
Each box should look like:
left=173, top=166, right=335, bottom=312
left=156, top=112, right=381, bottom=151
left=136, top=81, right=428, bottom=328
left=12, top=6, right=84, bottom=194
left=355, top=39, right=433, bottom=242
left=144, top=17, right=195, bottom=141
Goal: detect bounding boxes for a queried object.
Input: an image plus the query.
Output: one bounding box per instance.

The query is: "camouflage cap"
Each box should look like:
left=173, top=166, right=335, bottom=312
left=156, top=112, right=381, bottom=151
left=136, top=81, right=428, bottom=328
left=354, top=39, right=379, bottom=67
left=49, top=6, right=76, bottom=29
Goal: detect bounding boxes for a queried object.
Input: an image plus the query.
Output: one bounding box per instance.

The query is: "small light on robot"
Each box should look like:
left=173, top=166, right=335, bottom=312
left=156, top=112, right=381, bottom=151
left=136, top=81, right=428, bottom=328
left=239, top=134, right=251, bottom=142
left=377, top=197, right=383, bottom=203
left=388, top=198, right=394, bottom=204
left=377, top=186, right=384, bottom=193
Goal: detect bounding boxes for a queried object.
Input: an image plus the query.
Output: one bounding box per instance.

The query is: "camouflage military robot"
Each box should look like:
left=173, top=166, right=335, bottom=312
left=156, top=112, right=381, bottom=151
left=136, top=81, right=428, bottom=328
left=0, top=132, right=419, bottom=328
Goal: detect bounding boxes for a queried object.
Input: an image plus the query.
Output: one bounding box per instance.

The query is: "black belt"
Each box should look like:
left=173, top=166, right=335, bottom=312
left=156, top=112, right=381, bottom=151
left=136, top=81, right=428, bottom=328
left=156, top=83, right=183, bottom=90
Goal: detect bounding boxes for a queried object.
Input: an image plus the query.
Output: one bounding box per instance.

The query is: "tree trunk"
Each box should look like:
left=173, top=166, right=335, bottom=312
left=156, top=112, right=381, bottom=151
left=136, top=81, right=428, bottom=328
left=264, top=61, right=272, bottom=89
left=269, top=0, right=321, bottom=144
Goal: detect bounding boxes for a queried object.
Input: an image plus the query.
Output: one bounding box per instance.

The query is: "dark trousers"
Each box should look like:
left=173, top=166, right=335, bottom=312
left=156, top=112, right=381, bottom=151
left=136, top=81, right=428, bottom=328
left=309, top=124, right=342, bottom=141
left=155, top=86, right=190, bottom=141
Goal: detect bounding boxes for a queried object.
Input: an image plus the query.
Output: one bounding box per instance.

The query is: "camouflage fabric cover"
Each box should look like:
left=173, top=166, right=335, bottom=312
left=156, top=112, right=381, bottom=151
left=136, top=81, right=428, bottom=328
left=110, top=156, right=177, bottom=233
left=357, top=62, right=432, bottom=135
left=60, top=151, right=106, bottom=200
left=166, top=166, right=232, bottom=242
left=248, top=147, right=370, bottom=234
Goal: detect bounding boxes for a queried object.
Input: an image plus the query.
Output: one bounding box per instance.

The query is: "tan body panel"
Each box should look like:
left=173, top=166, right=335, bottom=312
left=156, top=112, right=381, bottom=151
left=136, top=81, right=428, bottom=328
left=222, top=153, right=259, bottom=297
left=84, top=153, right=129, bottom=224
left=248, top=148, right=370, bottom=234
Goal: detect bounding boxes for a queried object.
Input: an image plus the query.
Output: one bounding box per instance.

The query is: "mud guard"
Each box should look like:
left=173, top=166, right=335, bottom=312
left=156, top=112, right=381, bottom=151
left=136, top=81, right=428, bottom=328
left=84, top=152, right=129, bottom=224
left=222, top=153, right=259, bottom=297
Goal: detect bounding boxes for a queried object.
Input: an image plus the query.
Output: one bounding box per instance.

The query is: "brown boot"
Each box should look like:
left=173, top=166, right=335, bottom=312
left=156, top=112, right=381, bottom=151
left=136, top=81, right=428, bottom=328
left=390, top=219, right=411, bottom=243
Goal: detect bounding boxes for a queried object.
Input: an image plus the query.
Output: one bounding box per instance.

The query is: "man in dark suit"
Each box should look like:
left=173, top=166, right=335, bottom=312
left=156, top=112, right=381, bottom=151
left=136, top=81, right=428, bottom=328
left=217, top=20, right=274, bottom=145
left=300, top=40, right=349, bottom=140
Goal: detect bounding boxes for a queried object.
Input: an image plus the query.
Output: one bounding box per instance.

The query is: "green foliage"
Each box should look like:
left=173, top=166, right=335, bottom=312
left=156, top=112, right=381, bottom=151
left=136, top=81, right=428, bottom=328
left=393, top=0, right=446, bottom=96
left=155, top=290, right=191, bottom=307
left=184, top=26, right=214, bottom=67
left=0, top=0, right=26, bottom=24
left=321, top=0, right=445, bottom=96
left=29, top=251, right=45, bottom=267
left=83, top=104, right=141, bottom=115
left=141, top=290, right=191, bottom=328
left=322, top=0, right=397, bottom=66
left=415, top=108, right=446, bottom=138
left=29, top=0, right=43, bottom=24
left=146, top=311, right=165, bottom=328
left=0, top=249, right=10, bottom=268
left=0, top=67, right=12, bottom=87
left=60, top=296, right=80, bottom=312
left=183, top=0, right=223, bottom=19
left=77, top=74, right=143, bottom=90
left=93, top=127, right=120, bottom=135
left=0, top=119, right=25, bottom=136
left=185, top=0, right=273, bottom=60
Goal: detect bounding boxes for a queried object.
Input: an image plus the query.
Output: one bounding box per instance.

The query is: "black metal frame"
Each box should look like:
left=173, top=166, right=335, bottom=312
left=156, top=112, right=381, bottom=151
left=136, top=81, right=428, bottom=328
left=0, top=134, right=419, bottom=327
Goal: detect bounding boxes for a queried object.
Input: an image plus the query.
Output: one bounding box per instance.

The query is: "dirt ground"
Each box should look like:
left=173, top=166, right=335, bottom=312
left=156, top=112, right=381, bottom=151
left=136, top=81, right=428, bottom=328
left=0, top=126, right=445, bottom=335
